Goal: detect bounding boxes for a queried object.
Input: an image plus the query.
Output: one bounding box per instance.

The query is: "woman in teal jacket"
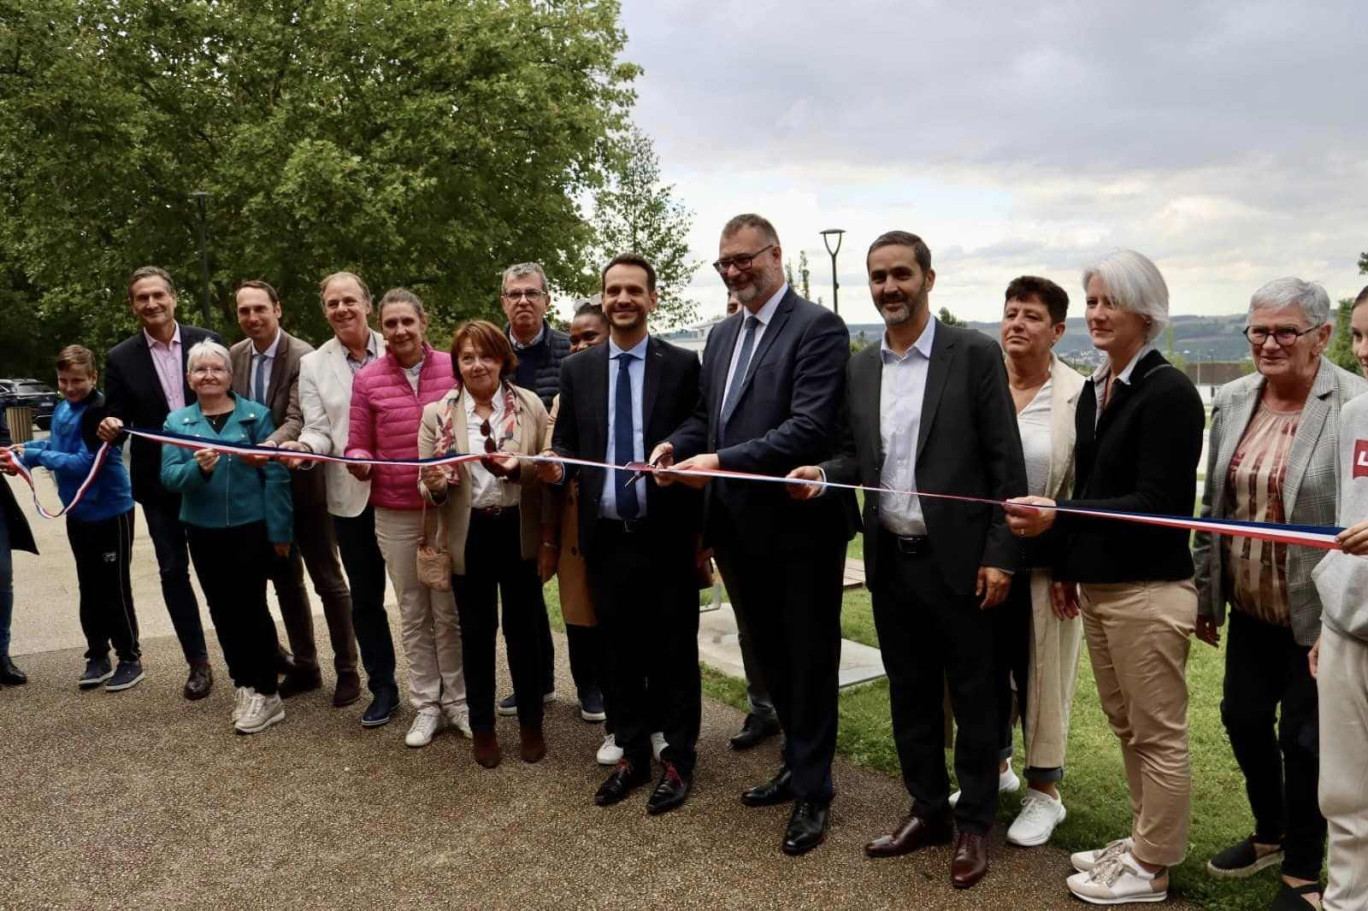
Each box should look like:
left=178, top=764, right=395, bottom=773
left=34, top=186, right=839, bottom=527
left=160, top=340, right=292, bottom=735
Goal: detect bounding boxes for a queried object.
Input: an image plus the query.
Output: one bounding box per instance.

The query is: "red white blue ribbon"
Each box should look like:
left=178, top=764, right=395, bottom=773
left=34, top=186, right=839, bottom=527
left=2, top=442, right=115, bottom=519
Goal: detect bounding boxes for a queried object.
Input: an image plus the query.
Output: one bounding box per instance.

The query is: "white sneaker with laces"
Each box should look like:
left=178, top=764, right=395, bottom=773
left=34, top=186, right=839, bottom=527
left=597, top=733, right=624, bottom=766
left=1007, top=788, right=1067, bottom=846
left=447, top=709, right=472, bottom=739
left=949, top=765, right=1022, bottom=808
left=651, top=731, right=668, bottom=762
left=1071, top=837, right=1135, bottom=874
left=231, top=687, right=255, bottom=728
left=235, top=692, right=285, bottom=735
left=1066, top=852, right=1167, bottom=905
left=405, top=710, right=445, bottom=748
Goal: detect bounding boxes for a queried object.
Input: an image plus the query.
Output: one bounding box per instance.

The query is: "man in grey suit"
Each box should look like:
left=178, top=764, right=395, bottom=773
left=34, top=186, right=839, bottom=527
left=230, top=280, right=361, bottom=708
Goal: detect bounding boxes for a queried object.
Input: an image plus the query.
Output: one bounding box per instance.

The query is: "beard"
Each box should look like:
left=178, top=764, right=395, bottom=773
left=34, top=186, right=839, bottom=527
left=878, top=297, right=913, bottom=327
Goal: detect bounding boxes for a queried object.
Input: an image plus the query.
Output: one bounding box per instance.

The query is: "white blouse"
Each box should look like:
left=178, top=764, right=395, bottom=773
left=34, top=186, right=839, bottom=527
left=1016, top=378, right=1054, bottom=498
left=464, top=393, right=520, bottom=509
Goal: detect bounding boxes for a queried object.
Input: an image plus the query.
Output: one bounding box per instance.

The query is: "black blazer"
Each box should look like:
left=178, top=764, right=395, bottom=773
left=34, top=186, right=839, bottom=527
left=553, top=336, right=702, bottom=560
left=0, top=408, right=38, bottom=555
left=822, top=321, right=1026, bottom=596
left=667, top=288, right=856, bottom=551
left=104, top=324, right=223, bottom=505
left=1057, top=348, right=1204, bottom=583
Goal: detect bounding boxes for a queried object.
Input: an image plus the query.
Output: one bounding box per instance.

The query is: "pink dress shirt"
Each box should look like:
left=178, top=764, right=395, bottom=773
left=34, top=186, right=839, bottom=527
left=143, top=325, right=185, bottom=411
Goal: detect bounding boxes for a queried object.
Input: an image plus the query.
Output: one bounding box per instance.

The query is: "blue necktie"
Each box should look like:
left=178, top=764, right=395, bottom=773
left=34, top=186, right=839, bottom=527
left=253, top=354, right=269, bottom=404
left=615, top=352, right=639, bottom=519
left=720, top=315, right=760, bottom=425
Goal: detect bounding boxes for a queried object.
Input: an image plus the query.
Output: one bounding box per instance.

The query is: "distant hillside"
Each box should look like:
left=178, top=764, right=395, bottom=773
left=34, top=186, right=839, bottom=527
left=847, top=313, right=1254, bottom=364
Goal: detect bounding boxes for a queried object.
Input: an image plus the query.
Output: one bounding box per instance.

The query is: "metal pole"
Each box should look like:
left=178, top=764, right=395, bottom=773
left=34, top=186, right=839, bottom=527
left=192, top=191, right=212, bottom=328
left=829, top=249, right=839, bottom=316
left=820, top=229, right=845, bottom=317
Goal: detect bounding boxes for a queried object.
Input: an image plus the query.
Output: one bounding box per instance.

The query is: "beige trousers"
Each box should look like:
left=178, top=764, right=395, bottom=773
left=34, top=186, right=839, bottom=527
left=375, top=507, right=466, bottom=717
left=1079, top=579, right=1196, bottom=868
left=1319, top=624, right=1368, bottom=911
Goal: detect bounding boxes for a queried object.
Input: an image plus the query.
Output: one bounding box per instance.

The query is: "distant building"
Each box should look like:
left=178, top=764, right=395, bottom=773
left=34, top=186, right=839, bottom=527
left=660, top=317, right=726, bottom=356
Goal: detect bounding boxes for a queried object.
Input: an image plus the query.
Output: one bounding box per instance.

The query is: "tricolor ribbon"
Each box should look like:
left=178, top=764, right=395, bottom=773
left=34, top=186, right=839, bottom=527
left=5, top=428, right=1345, bottom=552
left=2, top=443, right=115, bottom=519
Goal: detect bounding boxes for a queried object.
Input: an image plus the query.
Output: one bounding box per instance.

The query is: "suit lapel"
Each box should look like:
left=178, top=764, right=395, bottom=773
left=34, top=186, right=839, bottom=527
left=588, top=344, right=610, bottom=461
left=178, top=327, right=197, bottom=405
left=916, top=324, right=957, bottom=462
left=1213, top=375, right=1262, bottom=518
left=730, top=292, right=794, bottom=413
left=268, top=333, right=292, bottom=409
left=1283, top=359, right=1336, bottom=514
left=708, top=315, right=742, bottom=422
left=135, top=333, right=171, bottom=413
left=643, top=336, right=663, bottom=430
left=853, top=346, right=883, bottom=463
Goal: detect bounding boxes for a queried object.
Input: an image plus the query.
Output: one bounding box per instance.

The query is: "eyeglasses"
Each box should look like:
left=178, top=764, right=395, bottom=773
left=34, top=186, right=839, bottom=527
left=502, top=289, right=546, bottom=303
left=1242, top=324, right=1322, bottom=348
left=189, top=365, right=229, bottom=376
left=712, top=245, right=775, bottom=275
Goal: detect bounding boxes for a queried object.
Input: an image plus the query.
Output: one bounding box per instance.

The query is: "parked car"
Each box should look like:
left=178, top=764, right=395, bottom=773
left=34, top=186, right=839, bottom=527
left=0, top=377, right=59, bottom=430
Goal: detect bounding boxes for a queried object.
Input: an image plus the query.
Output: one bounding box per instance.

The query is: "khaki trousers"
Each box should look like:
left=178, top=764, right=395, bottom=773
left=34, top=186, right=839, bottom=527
left=1319, top=624, right=1368, bottom=911
left=375, top=507, right=466, bottom=717
left=1079, top=579, right=1196, bottom=868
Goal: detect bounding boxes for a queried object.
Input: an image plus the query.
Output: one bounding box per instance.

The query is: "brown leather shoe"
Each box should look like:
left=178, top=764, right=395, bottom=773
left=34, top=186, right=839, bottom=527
left=950, top=832, right=989, bottom=889
left=865, top=812, right=955, bottom=858
left=332, top=671, right=362, bottom=708
left=472, top=730, right=501, bottom=768
left=519, top=725, right=546, bottom=763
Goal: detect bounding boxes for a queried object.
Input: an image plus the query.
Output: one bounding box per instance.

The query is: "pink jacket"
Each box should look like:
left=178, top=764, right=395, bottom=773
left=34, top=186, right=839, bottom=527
left=346, top=344, right=456, bottom=510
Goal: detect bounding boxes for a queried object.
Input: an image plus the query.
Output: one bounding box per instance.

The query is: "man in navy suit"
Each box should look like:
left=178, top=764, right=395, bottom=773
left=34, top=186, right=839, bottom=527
left=652, top=214, right=855, bottom=855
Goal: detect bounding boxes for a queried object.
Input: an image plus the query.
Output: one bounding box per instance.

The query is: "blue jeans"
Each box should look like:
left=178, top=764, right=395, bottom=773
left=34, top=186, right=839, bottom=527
left=0, top=506, right=13, bottom=656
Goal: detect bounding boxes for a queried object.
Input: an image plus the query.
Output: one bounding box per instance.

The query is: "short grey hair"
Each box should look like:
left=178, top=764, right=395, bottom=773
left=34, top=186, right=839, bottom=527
left=1248, top=276, right=1331, bottom=327
left=1081, top=249, right=1170, bottom=343
left=501, top=262, right=548, bottom=294
left=186, top=340, right=233, bottom=378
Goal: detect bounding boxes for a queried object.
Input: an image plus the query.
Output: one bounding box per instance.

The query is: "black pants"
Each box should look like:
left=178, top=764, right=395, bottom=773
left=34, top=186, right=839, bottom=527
left=269, top=489, right=358, bottom=676
left=1221, top=609, right=1324, bottom=881
left=452, top=509, right=546, bottom=732
left=989, top=571, right=1063, bottom=783
left=333, top=506, right=397, bottom=695
left=142, top=495, right=208, bottom=665
left=871, top=534, right=998, bottom=835
left=532, top=592, right=556, bottom=695
left=713, top=523, right=844, bottom=803
left=185, top=522, right=278, bottom=695
left=587, top=521, right=701, bottom=775
left=565, top=622, right=605, bottom=704
left=66, top=509, right=140, bottom=663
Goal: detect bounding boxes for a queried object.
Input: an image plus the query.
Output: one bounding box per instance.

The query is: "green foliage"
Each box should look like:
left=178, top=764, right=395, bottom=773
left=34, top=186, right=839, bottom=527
left=937, top=306, right=964, bottom=327
left=1326, top=298, right=1359, bottom=373
left=0, top=0, right=639, bottom=367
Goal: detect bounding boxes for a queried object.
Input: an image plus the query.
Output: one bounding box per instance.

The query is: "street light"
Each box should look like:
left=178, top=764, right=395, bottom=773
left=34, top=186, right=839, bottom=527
left=191, top=190, right=213, bottom=328
left=820, top=228, right=845, bottom=317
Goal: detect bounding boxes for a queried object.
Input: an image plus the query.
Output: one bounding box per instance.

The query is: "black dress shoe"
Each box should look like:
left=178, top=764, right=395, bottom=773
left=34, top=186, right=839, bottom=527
left=0, top=655, right=28, bottom=685
left=646, top=762, right=692, bottom=815
left=183, top=663, right=212, bottom=700
left=782, top=799, right=830, bottom=855
left=278, top=667, right=323, bottom=699
left=595, top=758, right=651, bottom=806
left=361, top=687, right=401, bottom=727
left=741, top=767, right=794, bottom=807
left=730, top=713, right=781, bottom=751
left=332, top=671, right=362, bottom=708
left=274, top=645, right=296, bottom=676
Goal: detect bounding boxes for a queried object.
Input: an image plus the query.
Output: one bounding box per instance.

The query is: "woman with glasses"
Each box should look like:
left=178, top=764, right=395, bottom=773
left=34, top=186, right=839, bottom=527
left=346, top=289, right=467, bottom=750
left=1192, top=278, right=1365, bottom=910
left=160, top=341, right=292, bottom=734
left=418, top=320, right=550, bottom=768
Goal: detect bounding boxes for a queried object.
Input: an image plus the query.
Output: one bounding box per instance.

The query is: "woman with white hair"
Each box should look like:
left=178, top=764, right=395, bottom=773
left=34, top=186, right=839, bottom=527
left=161, top=340, right=293, bottom=735
left=1192, top=278, right=1363, bottom=910
left=1006, top=250, right=1205, bottom=905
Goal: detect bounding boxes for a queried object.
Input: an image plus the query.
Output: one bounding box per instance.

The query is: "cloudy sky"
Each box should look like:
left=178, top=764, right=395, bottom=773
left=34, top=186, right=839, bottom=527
left=616, top=0, right=1366, bottom=327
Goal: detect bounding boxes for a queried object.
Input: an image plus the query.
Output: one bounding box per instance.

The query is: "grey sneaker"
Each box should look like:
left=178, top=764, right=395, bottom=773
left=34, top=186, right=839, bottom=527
left=236, top=691, right=285, bottom=735
left=79, top=658, right=114, bottom=689
left=105, top=661, right=145, bottom=692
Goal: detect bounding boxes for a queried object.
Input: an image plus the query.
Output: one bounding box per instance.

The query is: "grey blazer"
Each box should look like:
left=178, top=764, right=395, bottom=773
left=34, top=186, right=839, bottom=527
left=1194, top=356, right=1368, bottom=645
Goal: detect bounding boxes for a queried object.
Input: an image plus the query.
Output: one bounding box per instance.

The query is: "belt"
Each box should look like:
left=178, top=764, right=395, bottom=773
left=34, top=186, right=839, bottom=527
left=891, top=534, right=930, bottom=555
left=472, top=505, right=515, bottom=518
left=598, top=517, right=647, bottom=534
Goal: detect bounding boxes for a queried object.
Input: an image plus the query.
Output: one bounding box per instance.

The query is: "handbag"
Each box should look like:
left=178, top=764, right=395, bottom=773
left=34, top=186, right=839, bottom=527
left=416, top=498, right=451, bottom=591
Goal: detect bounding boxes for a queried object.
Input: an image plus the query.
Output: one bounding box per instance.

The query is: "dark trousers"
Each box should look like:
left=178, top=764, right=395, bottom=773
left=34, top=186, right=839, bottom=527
left=141, top=495, right=208, bottom=665
left=871, top=534, right=998, bottom=834
left=989, top=572, right=1062, bottom=783
left=713, top=523, right=844, bottom=803
left=587, top=521, right=701, bottom=775
left=452, top=509, right=546, bottom=732
left=532, top=591, right=556, bottom=695
left=65, top=509, right=140, bottom=663
left=185, top=522, right=278, bottom=695
left=268, top=491, right=358, bottom=676
left=1221, top=609, right=1325, bottom=881
left=332, top=506, right=397, bottom=695
left=713, top=555, right=776, bottom=720
left=564, top=622, right=605, bottom=704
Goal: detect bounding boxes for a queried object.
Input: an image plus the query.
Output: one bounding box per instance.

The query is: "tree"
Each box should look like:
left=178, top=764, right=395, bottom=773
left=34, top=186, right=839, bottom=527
left=0, top=0, right=639, bottom=364
left=1327, top=298, right=1358, bottom=373
left=584, top=125, right=699, bottom=328
left=937, top=306, right=965, bottom=327
left=798, top=250, right=812, bottom=301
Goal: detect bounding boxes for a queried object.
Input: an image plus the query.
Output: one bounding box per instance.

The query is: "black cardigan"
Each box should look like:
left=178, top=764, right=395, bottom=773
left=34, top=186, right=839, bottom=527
left=507, top=321, right=571, bottom=409
left=1056, top=349, right=1205, bottom=583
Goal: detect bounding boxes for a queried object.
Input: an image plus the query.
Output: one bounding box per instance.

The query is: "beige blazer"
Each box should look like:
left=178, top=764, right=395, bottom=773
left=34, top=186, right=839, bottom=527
left=296, top=331, right=386, bottom=518
left=417, top=383, right=548, bottom=576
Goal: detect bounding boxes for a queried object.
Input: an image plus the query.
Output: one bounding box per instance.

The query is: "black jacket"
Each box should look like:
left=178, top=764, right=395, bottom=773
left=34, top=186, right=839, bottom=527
left=0, top=407, right=38, bottom=555
left=508, top=321, right=571, bottom=409
left=1056, top=348, right=1205, bottom=583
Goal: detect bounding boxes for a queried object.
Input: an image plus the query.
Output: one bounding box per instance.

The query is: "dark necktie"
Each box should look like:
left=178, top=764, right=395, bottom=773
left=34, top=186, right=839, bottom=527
left=615, top=351, right=639, bottom=519
left=254, top=353, right=269, bottom=404
left=720, top=315, right=760, bottom=425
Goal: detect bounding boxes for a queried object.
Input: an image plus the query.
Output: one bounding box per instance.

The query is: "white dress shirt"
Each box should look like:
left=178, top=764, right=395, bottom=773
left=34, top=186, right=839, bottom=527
left=464, top=393, right=519, bottom=509
left=601, top=335, right=649, bottom=519
left=250, top=330, right=283, bottom=402
left=721, top=283, right=788, bottom=407
left=878, top=318, right=937, bottom=536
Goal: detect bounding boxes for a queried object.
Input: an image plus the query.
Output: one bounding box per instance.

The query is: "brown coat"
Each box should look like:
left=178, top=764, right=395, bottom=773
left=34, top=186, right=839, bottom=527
left=542, top=396, right=595, bottom=626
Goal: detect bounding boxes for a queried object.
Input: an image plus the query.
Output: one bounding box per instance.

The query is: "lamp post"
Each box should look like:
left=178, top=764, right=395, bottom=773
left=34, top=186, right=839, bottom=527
left=820, top=228, right=845, bottom=317
left=191, top=190, right=213, bottom=328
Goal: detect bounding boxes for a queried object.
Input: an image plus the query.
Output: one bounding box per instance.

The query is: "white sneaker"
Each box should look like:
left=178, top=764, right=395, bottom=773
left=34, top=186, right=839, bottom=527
left=1066, top=852, right=1168, bottom=905
left=651, top=731, right=668, bottom=762
left=597, top=733, right=624, bottom=766
left=231, top=687, right=255, bottom=728
left=949, top=766, right=1022, bottom=807
left=1007, top=789, right=1067, bottom=847
left=235, top=692, right=285, bottom=735
left=1071, top=837, right=1135, bottom=874
left=447, top=709, right=472, bottom=739
left=405, top=710, right=445, bottom=748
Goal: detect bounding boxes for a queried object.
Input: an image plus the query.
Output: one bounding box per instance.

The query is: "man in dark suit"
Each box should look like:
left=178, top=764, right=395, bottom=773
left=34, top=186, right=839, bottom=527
left=789, top=231, right=1027, bottom=889
left=230, top=280, right=362, bottom=708
left=97, top=266, right=223, bottom=700
left=651, top=214, right=855, bottom=855
left=0, top=406, right=39, bottom=685
left=544, top=252, right=704, bottom=813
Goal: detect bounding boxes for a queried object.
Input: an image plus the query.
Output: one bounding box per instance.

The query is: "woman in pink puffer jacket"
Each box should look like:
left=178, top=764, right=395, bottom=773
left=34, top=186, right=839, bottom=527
left=347, top=288, right=469, bottom=750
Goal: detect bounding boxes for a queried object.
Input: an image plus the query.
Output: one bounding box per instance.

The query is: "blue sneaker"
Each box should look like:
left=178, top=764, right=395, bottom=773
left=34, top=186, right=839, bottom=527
left=79, top=658, right=114, bottom=689
left=498, top=689, right=556, bottom=717
left=106, top=661, right=145, bottom=693
left=579, top=688, right=606, bottom=723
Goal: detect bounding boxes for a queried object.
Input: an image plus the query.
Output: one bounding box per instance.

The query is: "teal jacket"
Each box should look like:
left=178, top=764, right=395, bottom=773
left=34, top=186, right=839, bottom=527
left=159, top=396, right=293, bottom=545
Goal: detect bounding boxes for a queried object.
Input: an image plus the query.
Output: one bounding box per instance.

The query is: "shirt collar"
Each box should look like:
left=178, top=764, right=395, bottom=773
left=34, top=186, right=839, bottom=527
left=510, top=322, right=546, bottom=350
left=609, top=335, right=650, bottom=361
left=253, top=330, right=283, bottom=359
left=1091, top=342, right=1155, bottom=388
left=881, top=316, right=936, bottom=363
left=345, top=332, right=378, bottom=363
left=143, top=323, right=182, bottom=350
left=743, top=283, right=788, bottom=327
